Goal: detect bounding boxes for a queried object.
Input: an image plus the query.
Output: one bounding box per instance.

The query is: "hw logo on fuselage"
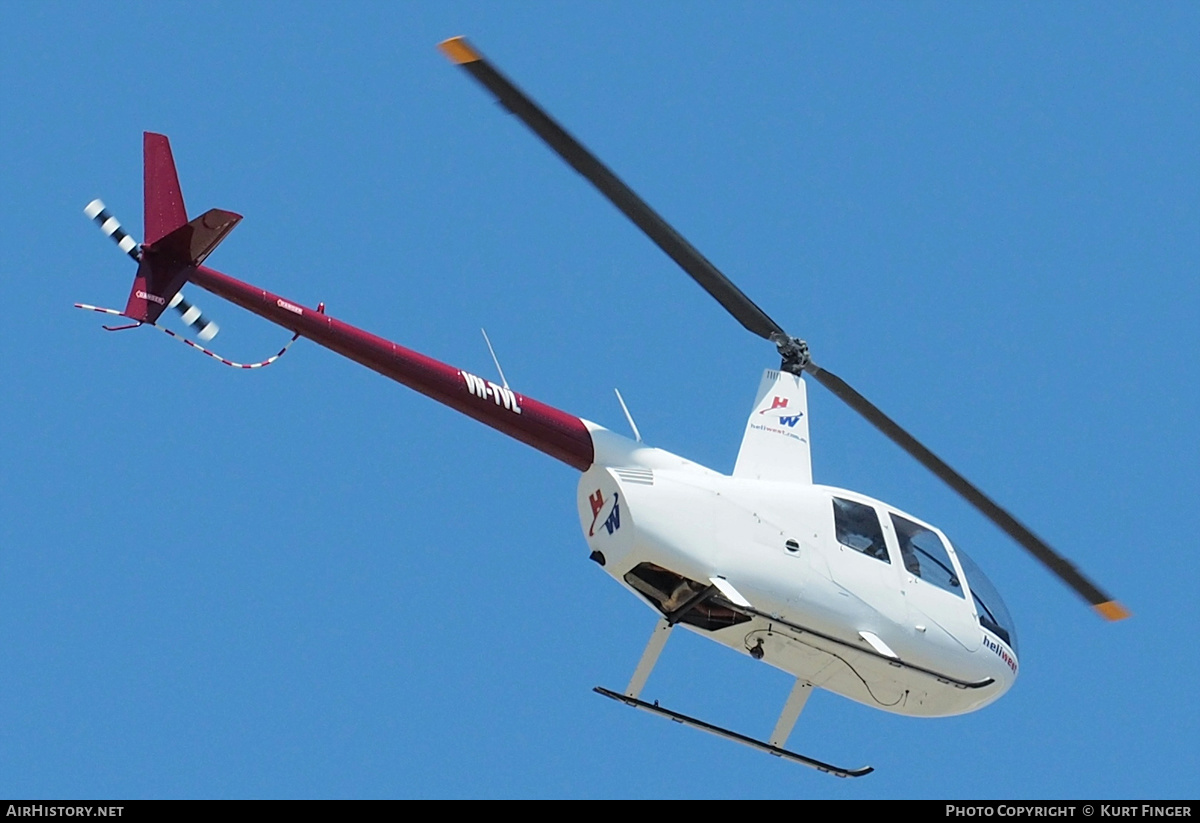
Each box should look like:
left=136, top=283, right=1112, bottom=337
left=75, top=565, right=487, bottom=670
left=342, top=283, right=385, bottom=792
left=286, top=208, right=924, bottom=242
left=757, top=395, right=803, bottom=428
left=461, top=370, right=522, bottom=414
left=588, top=489, right=621, bottom=537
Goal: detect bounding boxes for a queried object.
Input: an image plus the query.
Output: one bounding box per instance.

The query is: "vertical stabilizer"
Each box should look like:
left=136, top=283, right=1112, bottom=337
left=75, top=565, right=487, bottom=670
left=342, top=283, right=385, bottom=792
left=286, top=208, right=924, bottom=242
left=144, top=132, right=188, bottom=245
left=732, top=369, right=813, bottom=483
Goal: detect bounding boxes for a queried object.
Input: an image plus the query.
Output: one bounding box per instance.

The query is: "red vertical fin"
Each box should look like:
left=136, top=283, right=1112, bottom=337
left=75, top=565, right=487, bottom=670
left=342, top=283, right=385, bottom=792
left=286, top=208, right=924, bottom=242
left=143, top=132, right=188, bottom=245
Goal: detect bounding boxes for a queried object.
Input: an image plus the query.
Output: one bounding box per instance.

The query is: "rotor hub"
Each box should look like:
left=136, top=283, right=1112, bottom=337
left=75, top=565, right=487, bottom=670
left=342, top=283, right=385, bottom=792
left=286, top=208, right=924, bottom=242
left=771, top=333, right=811, bottom=375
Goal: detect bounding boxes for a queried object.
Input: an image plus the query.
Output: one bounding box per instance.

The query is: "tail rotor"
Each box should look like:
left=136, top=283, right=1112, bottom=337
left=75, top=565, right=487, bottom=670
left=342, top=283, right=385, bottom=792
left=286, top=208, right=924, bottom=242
left=78, top=132, right=300, bottom=372
left=82, top=197, right=220, bottom=339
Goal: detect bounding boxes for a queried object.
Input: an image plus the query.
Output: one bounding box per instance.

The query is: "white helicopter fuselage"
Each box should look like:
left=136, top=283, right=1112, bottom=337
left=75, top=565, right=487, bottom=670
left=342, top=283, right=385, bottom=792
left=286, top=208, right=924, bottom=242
left=575, top=374, right=1018, bottom=718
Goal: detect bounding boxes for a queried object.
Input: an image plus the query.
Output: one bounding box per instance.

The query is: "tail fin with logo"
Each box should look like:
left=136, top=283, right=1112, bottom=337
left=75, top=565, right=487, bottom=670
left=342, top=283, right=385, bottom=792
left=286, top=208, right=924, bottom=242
left=732, top=369, right=813, bottom=484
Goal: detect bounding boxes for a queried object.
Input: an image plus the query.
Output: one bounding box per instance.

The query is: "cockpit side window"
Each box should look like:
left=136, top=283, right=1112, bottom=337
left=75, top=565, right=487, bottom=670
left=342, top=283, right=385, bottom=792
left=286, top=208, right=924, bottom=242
left=890, top=514, right=965, bottom=598
left=833, top=498, right=890, bottom=564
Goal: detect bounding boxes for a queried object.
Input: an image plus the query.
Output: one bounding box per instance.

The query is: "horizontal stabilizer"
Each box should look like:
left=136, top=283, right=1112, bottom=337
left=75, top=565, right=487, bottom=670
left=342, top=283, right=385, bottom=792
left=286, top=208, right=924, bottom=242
left=149, top=208, right=242, bottom=269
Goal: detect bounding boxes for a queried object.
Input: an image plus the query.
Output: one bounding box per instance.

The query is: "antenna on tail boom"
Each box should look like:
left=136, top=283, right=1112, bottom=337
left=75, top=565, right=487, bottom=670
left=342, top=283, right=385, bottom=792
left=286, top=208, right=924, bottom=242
left=481, top=328, right=510, bottom=390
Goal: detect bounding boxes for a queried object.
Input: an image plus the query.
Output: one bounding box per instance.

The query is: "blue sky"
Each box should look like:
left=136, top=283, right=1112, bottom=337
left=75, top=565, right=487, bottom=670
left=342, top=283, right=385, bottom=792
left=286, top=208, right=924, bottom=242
left=1, top=3, right=1197, bottom=798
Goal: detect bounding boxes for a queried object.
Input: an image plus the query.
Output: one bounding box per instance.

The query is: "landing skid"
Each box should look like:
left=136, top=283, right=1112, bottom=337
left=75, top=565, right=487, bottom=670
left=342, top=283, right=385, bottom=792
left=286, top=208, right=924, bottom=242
left=593, top=687, right=873, bottom=778
left=600, top=616, right=874, bottom=778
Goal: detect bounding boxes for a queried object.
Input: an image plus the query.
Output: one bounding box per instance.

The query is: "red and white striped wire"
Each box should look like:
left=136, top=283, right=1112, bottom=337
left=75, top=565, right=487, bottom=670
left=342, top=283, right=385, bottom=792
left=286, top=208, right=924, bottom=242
left=74, top=303, right=300, bottom=369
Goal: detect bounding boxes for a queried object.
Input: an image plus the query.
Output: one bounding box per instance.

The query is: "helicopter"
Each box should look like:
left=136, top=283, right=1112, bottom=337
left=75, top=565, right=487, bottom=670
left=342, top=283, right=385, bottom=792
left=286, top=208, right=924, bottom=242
left=76, top=37, right=1128, bottom=778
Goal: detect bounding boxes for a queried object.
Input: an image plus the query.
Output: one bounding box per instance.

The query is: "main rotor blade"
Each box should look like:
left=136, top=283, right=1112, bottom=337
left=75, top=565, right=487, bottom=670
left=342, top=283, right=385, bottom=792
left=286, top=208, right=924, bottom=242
left=804, top=362, right=1130, bottom=621
left=440, top=36, right=1127, bottom=623
left=439, top=36, right=785, bottom=342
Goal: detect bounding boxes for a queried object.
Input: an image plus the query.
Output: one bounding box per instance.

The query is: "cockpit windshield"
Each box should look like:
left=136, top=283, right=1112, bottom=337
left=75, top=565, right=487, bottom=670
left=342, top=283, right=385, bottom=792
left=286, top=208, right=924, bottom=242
left=952, top=544, right=1019, bottom=654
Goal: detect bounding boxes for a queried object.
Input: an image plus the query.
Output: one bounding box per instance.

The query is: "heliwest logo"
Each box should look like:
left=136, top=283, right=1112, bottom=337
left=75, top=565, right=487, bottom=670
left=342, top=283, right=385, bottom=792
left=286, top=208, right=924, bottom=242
left=758, top=395, right=803, bottom=428
left=587, top=489, right=621, bottom=537
left=982, top=634, right=1018, bottom=674
left=461, top=370, right=522, bottom=414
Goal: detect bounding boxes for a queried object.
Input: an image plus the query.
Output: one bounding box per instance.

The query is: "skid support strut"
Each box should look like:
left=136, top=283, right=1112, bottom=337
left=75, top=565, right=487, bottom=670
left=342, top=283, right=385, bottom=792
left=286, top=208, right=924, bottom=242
left=625, top=618, right=672, bottom=699
left=769, top=679, right=813, bottom=749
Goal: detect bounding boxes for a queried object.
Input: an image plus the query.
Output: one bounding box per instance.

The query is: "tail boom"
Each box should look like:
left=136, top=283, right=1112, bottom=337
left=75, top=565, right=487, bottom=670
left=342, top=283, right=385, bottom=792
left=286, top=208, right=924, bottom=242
left=189, top=265, right=596, bottom=471
left=99, top=132, right=594, bottom=471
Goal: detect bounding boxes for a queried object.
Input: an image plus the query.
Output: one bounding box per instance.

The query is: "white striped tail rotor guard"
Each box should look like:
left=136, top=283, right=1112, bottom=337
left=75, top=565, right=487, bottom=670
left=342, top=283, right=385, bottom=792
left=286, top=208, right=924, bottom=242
left=74, top=303, right=298, bottom=369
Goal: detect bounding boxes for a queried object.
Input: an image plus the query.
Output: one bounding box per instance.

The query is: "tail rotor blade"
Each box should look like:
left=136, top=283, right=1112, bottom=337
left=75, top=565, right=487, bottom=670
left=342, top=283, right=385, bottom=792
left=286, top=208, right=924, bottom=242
left=84, top=199, right=140, bottom=261
left=167, top=292, right=220, bottom=341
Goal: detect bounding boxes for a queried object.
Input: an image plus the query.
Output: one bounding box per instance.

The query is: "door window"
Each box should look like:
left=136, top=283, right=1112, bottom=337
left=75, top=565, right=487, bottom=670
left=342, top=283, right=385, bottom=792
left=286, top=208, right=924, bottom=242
left=833, top=497, right=890, bottom=564
left=890, top=514, right=965, bottom=598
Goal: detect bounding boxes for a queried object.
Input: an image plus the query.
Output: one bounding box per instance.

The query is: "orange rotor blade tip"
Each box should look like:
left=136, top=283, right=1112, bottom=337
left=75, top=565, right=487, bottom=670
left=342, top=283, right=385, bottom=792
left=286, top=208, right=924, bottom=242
left=1094, top=601, right=1132, bottom=621
left=438, top=36, right=481, bottom=65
